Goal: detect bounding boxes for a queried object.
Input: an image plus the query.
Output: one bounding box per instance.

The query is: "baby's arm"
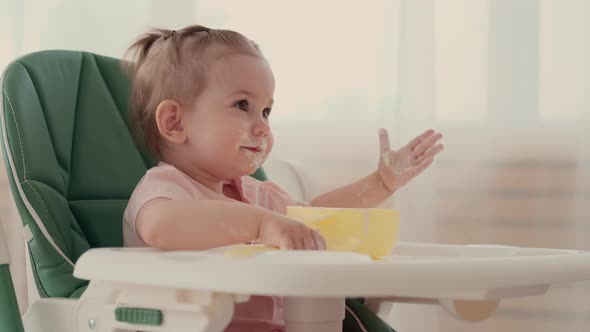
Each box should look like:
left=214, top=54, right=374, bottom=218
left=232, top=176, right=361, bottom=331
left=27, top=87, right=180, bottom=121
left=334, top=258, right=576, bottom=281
left=309, top=171, right=392, bottom=208
left=310, top=129, right=443, bottom=208
left=136, top=198, right=325, bottom=251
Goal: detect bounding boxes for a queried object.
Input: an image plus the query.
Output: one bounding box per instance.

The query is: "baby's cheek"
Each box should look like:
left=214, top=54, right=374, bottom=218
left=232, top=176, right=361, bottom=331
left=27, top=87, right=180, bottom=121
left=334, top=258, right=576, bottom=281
left=262, top=137, right=274, bottom=162
left=195, top=130, right=235, bottom=160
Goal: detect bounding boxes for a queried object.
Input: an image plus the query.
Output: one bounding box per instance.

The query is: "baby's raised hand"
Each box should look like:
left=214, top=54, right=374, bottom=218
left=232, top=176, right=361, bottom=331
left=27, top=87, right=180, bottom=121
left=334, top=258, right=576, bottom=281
left=377, top=128, right=444, bottom=192
left=258, top=212, right=326, bottom=250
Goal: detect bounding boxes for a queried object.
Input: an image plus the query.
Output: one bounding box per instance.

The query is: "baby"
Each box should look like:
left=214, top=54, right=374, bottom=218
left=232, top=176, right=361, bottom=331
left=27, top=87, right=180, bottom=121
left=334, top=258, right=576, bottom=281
left=122, top=24, right=443, bottom=331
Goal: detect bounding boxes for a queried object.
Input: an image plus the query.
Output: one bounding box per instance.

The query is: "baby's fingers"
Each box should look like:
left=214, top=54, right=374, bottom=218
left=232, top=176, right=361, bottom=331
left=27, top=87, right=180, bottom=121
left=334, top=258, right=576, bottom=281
left=313, top=230, right=326, bottom=250
left=302, top=229, right=318, bottom=250
left=415, top=144, right=444, bottom=164
left=379, top=128, right=391, bottom=154
left=279, top=237, right=295, bottom=251
left=414, top=156, right=434, bottom=176
left=413, top=132, right=443, bottom=156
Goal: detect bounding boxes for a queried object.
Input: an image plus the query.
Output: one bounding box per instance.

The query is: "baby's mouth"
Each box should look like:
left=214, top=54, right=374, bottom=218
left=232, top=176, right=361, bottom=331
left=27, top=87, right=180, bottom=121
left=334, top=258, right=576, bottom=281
left=241, top=146, right=263, bottom=153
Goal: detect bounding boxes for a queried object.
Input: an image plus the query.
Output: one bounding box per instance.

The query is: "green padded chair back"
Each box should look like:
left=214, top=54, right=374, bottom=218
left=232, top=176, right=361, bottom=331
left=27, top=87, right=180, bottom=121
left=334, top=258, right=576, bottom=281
left=0, top=50, right=268, bottom=299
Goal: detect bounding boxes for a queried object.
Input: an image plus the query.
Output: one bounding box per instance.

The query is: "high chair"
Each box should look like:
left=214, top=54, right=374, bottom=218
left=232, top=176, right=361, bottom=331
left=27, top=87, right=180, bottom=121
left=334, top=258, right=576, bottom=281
left=2, top=50, right=590, bottom=332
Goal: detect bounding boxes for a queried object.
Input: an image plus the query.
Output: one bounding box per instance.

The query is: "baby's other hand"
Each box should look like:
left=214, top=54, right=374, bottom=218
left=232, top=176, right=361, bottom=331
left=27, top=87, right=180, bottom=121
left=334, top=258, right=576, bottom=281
left=258, top=213, right=326, bottom=250
left=378, top=128, right=444, bottom=192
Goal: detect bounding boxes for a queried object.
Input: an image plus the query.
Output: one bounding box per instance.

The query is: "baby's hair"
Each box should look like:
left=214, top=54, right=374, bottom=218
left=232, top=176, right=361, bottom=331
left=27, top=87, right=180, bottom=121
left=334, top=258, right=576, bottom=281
left=123, top=24, right=262, bottom=158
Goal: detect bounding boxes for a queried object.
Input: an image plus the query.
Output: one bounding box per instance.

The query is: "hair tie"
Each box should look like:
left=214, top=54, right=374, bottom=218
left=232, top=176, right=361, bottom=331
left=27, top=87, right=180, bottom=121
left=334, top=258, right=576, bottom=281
left=163, top=30, right=176, bottom=40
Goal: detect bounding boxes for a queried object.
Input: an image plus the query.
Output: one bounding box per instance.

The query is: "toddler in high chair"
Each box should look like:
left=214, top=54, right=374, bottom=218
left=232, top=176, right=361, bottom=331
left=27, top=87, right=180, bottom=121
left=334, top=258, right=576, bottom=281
left=121, top=24, right=443, bottom=332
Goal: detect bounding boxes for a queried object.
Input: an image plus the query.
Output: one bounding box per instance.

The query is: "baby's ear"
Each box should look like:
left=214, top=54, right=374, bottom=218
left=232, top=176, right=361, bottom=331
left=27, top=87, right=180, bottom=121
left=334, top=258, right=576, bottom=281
left=155, top=100, right=186, bottom=144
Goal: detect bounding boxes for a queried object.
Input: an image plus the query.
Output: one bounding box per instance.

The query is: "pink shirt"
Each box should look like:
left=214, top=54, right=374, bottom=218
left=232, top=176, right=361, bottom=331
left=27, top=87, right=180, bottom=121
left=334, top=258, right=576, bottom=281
left=123, top=162, right=304, bottom=332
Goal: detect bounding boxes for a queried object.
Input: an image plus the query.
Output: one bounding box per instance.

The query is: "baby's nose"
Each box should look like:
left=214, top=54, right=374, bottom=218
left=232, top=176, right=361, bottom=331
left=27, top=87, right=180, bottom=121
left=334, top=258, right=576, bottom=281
left=252, top=119, right=271, bottom=136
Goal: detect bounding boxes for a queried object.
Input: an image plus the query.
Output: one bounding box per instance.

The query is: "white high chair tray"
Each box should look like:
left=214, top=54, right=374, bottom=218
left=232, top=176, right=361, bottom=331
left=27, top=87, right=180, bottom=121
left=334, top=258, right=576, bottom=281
left=74, top=243, right=590, bottom=300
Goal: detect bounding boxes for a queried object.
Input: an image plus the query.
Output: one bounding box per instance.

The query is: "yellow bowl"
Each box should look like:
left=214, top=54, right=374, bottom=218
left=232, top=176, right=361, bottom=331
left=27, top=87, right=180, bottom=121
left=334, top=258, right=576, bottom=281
left=287, top=206, right=400, bottom=258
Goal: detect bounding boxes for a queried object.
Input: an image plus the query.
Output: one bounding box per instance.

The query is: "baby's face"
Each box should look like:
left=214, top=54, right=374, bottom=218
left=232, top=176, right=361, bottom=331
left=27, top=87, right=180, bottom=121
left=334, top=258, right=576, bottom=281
left=182, top=52, right=275, bottom=179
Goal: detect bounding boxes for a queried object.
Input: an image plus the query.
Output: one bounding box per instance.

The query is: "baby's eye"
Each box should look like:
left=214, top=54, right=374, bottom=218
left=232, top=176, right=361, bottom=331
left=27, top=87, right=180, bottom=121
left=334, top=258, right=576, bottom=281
left=262, top=108, right=272, bottom=119
left=234, top=100, right=249, bottom=111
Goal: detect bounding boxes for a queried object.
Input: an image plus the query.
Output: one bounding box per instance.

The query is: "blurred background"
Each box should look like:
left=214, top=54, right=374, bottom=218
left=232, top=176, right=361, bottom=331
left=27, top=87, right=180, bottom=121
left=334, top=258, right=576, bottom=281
left=1, top=0, right=589, bottom=331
